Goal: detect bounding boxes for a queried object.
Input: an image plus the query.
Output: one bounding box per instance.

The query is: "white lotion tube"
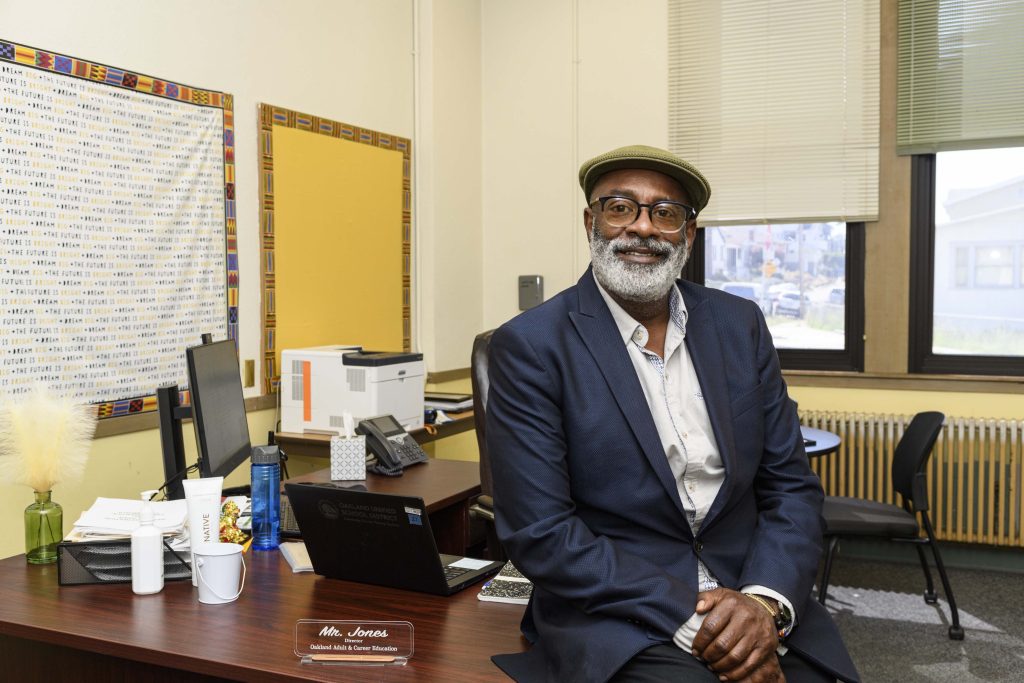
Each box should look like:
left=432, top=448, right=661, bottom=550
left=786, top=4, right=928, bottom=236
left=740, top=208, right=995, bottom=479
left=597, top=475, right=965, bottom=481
left=183, top=477, right=223, bottom=586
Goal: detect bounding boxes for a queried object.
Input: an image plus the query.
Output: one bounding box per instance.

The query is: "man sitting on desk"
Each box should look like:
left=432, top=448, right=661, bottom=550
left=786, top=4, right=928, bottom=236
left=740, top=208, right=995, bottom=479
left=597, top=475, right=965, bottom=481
left=486, top=145, right=858, bottom=683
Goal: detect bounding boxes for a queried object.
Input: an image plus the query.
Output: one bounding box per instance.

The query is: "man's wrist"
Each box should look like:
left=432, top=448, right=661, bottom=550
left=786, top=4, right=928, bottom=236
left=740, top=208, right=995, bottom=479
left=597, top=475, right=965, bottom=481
left=745, top=593, right=792, bottom=639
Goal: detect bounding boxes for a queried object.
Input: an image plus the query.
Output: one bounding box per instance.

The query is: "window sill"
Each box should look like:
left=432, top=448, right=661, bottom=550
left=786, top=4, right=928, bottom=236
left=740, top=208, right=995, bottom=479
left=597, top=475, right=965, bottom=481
left=783, top=370, right=1024, bottom=394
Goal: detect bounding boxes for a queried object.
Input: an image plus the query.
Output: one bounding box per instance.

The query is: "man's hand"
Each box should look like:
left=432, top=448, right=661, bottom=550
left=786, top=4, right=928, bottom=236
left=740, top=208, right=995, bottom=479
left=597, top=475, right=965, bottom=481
left=736, top=653, right=786, bottom=683
left=690, top=588, right=782, bottom=682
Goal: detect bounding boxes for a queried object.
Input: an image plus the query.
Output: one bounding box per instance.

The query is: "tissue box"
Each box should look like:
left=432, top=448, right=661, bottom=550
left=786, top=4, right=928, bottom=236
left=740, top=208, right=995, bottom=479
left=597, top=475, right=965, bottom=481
left=330, top=435, right=367, bottom=481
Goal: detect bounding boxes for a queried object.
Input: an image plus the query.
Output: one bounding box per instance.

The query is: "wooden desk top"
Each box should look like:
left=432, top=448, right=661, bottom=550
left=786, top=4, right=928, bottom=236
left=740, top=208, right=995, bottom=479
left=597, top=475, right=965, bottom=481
left=275, top=411, right=476, bottom=457
left=0, top=549, right=528, bottom=681
left=286, top=457, right=482, bottom=514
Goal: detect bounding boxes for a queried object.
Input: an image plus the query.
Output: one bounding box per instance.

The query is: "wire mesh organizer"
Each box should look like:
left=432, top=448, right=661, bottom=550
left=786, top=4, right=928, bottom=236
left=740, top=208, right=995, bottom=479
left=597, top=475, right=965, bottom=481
left=57, top=539, right=192, bottom=586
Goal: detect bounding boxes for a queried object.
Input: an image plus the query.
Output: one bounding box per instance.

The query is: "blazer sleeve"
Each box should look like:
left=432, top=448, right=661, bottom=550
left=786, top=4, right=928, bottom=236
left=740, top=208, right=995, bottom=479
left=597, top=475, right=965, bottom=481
left=735, top=305, right=825, bottom=617
left=487, top=323, right=695, bottom=636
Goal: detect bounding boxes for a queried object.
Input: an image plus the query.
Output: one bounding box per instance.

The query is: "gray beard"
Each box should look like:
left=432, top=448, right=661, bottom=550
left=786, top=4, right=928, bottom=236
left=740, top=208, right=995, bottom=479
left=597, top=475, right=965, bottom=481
left=589, top=228, right=691, bottom=303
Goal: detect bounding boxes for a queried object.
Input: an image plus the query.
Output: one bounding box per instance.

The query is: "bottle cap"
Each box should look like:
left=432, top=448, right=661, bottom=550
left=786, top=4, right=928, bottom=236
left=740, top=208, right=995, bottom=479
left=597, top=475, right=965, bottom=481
left=251, top=444, right=280, bottom=465
left=139, top=491, right=157, bottom=523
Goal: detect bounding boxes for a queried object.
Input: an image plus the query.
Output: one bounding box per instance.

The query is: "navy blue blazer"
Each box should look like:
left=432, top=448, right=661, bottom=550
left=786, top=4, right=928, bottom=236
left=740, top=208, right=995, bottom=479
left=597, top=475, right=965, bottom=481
left=486, top=269, right=859, bottom=683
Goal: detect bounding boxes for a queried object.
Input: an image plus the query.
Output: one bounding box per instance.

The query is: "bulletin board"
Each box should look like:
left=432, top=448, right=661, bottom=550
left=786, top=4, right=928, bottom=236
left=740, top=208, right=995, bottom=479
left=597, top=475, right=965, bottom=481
left=0, top=39, right=236, bottom=417
left=258, top=104, right=411, bottom=393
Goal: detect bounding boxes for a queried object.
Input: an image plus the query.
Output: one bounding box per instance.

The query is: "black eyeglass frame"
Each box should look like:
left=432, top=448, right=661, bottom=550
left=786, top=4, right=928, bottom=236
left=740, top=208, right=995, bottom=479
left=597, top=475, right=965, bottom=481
left=589, top=195, right=697, bottom=234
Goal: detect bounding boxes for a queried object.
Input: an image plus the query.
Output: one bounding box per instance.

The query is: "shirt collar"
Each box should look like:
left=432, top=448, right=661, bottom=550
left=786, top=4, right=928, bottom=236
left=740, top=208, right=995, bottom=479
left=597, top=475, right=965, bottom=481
left=594, top=278, right=688, bottom=348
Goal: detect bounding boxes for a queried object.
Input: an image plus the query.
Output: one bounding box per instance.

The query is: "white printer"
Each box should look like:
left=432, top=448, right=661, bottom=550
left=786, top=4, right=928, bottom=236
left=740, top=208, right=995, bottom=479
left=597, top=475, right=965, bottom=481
left=280, top=345, right=425, bottom=433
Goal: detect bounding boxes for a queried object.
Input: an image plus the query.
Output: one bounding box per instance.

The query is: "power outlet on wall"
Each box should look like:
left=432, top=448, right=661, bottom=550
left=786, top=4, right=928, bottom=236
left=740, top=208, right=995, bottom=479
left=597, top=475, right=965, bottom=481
left=243, top=359, right=255, bottom=388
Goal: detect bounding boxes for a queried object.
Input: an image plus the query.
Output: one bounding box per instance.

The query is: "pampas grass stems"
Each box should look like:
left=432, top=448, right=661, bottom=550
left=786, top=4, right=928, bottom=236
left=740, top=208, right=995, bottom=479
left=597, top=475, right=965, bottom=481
left=0, top=386, right=96, bottom=493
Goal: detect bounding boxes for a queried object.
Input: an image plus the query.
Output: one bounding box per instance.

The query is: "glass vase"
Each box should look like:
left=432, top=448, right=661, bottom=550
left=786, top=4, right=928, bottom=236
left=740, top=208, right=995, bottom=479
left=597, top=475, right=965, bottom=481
left=25, top=490, right=63, bottom=565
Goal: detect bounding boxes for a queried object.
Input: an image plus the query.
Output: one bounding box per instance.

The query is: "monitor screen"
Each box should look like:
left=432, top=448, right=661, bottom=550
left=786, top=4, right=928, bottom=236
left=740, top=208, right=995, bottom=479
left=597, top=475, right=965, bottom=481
left=186, top=339, right=251, bottom=480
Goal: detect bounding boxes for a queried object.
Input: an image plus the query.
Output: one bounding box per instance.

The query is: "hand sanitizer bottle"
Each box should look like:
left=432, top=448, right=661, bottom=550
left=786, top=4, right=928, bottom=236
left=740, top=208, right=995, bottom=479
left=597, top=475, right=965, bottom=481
left=132, top=490, right=164, bottom=595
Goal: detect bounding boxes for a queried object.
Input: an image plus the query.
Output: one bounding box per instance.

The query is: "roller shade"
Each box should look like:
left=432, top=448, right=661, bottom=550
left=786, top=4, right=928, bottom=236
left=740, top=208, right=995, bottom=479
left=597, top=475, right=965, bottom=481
left=668, top=1, right=880, bottom=224
left=897, top=0, right=1024, bottom=155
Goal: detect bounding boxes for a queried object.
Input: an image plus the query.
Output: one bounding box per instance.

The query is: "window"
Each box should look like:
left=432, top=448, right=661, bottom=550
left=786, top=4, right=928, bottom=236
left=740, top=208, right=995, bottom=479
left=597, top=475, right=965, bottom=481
left=909, top=148, right=1024, bottom=373
left=668, top=0, right=875, bottom=371
left=684, top=223, right=864, bottom=371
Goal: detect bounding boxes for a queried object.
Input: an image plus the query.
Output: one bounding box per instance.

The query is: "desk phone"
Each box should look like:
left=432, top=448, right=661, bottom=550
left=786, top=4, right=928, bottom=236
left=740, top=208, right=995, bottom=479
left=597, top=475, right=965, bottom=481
left=357, top=414, right=429, bottom=477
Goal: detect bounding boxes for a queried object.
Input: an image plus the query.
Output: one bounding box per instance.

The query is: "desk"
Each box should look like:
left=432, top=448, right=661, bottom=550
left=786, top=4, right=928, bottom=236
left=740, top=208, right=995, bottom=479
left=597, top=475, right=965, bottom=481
left=0, top=550, right=527, bottom=681
left=801, top=426, right=841, bottom=457
left=275, top=411, right=476, bottom=459
left=287, top=458, right=481, bottom=556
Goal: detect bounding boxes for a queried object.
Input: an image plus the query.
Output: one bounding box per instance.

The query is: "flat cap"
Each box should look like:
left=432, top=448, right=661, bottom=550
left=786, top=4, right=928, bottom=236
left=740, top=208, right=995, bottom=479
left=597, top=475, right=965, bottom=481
left=578, top=144, right=711, bottom=214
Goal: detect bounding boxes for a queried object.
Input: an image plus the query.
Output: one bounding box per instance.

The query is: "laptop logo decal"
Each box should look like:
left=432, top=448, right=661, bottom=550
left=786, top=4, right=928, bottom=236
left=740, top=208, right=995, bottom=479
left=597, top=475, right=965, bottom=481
left=404, top=506, right=422, bottom=525
left=318, top=500, right=339, bottom=520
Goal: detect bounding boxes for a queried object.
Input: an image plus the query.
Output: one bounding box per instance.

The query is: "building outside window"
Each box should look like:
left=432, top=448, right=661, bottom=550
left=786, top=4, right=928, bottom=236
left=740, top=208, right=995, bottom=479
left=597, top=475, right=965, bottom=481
left=930, top=147, right=1024, bottom=358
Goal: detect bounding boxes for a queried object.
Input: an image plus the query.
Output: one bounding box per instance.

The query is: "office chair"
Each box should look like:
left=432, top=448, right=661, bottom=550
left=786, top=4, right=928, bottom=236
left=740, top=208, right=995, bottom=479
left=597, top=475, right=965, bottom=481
left=818, top=411, right=963, bottom=640
left=468, top=329, right=506, bottom=561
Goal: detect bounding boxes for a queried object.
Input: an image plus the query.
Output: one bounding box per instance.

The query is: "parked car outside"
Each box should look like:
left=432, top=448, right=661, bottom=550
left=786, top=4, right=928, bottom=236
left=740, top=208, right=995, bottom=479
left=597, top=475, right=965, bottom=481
left=775, top=291, right=804, bottom=317
left=721, top=282, right=770, bottom=314
left=829, top=287, right=845, bottom=304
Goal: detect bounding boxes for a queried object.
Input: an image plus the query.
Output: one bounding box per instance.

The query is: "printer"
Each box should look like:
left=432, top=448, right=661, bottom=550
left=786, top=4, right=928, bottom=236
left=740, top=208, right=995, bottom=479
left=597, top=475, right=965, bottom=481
left=280, top=345, right=425, bottom=433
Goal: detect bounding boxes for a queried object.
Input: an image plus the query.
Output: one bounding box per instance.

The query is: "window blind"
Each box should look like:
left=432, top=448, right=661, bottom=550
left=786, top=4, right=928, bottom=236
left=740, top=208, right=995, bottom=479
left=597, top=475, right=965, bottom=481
left=897, top=0, right=1024, bottom=155
left=667, top=1, right=880, bottom=224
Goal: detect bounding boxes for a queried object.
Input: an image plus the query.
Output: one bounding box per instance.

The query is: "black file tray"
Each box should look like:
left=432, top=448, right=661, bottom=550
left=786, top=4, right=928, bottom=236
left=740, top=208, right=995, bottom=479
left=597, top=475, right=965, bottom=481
left=57, top=539, right=192, bottom=586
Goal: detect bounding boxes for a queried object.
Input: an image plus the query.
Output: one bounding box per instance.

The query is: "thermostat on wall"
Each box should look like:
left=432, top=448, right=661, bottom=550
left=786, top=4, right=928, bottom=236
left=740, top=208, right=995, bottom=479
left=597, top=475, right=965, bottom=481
left=518, top=275, right=543, bottom=311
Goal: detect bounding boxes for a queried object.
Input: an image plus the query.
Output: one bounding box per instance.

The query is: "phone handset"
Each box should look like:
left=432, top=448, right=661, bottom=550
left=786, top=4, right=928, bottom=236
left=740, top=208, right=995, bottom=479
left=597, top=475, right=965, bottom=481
left=356, top=415, right=428, bottom=477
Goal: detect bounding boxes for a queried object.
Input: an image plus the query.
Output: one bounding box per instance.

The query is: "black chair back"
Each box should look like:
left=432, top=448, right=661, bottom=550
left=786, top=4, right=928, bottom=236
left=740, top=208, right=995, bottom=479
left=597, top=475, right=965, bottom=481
left=471, top=330, right=496, bottom=498
left=891, top=411, right=945, bottom=511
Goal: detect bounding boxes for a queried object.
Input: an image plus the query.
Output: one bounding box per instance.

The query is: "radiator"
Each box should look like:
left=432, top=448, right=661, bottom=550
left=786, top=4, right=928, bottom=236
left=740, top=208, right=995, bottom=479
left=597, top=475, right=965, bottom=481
left=799, top=411, right=1024, bottom=547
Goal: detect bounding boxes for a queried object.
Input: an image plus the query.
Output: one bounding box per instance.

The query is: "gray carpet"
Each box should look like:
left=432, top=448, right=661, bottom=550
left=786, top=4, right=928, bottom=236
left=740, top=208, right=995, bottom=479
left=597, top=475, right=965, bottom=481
left=822, top=557, right=1024, bottom=682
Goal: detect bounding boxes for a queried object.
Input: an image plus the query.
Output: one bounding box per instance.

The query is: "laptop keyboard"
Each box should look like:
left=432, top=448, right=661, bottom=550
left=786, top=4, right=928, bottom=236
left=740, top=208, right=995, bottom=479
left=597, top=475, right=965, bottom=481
left=280, top=495, right=301, bottom=535
left=444, top=565, right=471, bottom=582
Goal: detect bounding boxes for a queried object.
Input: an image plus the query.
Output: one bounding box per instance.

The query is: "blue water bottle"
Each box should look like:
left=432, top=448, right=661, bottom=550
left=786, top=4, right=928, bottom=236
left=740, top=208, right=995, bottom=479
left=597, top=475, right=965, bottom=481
left=250, top=445, right=281, bottom=550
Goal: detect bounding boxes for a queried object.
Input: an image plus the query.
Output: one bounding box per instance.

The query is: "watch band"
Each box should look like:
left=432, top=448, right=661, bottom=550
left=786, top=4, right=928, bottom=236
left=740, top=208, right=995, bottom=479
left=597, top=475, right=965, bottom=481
left=746, top=593, right=791, bottom=639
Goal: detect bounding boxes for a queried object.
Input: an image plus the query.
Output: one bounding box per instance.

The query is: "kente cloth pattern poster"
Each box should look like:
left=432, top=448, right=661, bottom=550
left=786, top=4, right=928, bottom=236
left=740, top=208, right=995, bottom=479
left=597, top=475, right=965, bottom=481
left=0, top=40, right=237, bottom=417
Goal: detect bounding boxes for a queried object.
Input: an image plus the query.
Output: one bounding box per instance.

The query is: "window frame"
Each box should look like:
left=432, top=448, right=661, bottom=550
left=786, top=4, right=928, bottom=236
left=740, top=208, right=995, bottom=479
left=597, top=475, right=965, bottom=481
left=683, top=223, right=865, bottom=372
left=908, top=154, right=1024, bottom=376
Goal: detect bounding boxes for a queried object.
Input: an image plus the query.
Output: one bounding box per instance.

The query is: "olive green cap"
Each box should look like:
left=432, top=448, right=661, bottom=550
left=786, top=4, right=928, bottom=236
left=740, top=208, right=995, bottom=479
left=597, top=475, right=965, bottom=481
left=578, top=144, right=711, bottom=213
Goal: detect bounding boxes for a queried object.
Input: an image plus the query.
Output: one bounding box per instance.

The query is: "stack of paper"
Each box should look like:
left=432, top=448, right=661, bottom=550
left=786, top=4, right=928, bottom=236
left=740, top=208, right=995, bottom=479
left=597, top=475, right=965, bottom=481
left=66, top=497, right=190, bottom=549
left=424, top=391, right=474, bottom=412
left=279, top=541, right=314, bottom=573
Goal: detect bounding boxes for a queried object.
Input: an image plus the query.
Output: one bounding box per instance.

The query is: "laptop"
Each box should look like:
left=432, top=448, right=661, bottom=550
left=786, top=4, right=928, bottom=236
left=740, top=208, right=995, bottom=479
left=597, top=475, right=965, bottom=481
left=284, top=483, right=503, bottom=596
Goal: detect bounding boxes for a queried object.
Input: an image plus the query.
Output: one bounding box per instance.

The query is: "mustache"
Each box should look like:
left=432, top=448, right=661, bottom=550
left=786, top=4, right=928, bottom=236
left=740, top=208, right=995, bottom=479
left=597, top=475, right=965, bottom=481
left=608, top=235, right=674, bottom=256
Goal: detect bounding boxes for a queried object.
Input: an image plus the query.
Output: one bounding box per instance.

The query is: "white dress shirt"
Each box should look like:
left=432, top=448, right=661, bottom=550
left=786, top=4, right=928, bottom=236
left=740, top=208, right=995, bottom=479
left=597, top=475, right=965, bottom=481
left=594, top=280, right=794, bottom=653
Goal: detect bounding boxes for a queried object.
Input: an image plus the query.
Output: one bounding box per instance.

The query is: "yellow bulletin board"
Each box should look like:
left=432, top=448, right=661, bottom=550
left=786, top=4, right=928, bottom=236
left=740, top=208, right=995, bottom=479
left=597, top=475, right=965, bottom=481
left=258, top=105, right=411, bottom=393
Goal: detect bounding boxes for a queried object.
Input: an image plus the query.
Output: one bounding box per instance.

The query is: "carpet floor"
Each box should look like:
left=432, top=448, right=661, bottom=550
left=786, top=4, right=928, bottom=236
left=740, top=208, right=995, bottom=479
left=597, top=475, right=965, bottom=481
left=822, top=557, right=1024, bottom=682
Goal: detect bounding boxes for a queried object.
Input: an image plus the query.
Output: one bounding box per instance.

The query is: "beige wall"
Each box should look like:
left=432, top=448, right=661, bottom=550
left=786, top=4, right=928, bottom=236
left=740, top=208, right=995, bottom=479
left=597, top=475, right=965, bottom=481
left=416, top=0, right=485, bottom=371
left=0, top=0, right=416, bottom=559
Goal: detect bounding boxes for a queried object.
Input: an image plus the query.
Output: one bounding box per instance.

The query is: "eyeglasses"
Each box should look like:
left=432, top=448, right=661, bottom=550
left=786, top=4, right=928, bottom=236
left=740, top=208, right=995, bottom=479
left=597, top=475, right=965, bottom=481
left=589, top=196, right=696, bottom=235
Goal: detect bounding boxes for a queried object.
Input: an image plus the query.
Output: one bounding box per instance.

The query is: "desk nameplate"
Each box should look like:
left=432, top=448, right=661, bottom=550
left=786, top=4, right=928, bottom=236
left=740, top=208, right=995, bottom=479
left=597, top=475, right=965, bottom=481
left=295, top=620, right=413, bottom=666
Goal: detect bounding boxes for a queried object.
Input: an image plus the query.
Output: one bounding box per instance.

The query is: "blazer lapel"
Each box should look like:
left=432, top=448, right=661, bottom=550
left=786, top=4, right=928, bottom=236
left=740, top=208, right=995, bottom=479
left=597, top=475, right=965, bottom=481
left=569, top=270, right=689, bottom=523
left=678, top=281, right=737, bottom=525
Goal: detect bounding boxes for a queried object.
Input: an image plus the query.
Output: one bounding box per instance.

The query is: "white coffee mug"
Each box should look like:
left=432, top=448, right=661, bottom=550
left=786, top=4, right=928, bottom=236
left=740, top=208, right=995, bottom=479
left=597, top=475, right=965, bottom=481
left=193, top=542, right=246, bottom=604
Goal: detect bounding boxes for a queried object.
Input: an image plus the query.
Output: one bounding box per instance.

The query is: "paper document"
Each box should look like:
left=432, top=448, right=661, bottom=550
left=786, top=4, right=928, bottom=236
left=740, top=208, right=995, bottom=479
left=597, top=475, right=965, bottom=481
left=72, top=497, right=188, bottom=536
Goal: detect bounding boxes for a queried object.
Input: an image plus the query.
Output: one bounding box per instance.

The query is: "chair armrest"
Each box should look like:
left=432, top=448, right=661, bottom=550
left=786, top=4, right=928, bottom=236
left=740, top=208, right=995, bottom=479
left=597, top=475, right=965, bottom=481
left=470, top=503, right=495, bottom=522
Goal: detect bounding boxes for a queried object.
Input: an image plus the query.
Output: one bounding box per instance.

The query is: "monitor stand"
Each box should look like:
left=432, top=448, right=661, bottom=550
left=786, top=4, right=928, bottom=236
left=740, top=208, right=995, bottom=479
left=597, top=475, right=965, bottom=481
left=156, top=384, right=191, bottom=500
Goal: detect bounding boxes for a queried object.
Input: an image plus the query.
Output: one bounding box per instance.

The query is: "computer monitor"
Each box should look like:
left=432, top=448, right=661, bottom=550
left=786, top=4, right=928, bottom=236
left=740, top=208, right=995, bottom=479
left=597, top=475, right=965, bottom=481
left=186, top=339, right=252, bottom=480
left=157, top=337, right=251, bottom=499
